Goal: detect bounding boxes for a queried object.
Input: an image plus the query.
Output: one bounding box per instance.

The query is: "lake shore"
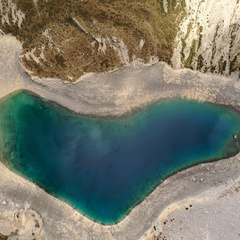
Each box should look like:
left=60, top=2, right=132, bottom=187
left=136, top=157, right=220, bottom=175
left=1, top=35, right=240, bottom=239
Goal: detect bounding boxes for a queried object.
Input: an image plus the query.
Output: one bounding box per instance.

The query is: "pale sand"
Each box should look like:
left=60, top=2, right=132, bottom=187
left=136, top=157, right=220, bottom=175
left=141, top=175, right=240, bottom=240
left=1, top=35, right=240, bottom=239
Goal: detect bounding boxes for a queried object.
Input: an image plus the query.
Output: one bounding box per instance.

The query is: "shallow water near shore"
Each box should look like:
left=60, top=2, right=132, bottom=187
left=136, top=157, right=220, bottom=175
left=0, top=91, right=240, bottom=224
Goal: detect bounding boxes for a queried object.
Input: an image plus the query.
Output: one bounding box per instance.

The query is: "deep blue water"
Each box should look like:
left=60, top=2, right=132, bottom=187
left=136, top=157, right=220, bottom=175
left=0, top=91, right=240, bottom=224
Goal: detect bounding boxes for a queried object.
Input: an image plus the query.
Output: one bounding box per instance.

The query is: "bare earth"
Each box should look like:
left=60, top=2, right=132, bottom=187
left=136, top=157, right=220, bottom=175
left=1, top=35, right=240, bottom=240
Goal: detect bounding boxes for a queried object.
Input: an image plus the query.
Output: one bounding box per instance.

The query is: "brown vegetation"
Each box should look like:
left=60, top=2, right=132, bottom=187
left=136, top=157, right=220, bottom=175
left=0, top=0, right=185, bottom=81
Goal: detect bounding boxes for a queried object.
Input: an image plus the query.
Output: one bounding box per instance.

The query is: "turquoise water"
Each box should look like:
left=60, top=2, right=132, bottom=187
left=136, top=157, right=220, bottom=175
left=0, top=91, right=240, bottom=224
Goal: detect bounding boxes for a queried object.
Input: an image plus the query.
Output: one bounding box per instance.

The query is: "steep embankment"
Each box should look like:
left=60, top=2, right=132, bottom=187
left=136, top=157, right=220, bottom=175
left=172, top=0, right=240, bottom=75
left=0, top=1, right=239, bottom=81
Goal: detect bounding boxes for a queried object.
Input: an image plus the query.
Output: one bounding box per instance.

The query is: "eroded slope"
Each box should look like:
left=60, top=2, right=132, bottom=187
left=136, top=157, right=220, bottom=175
left=172, top=0, right=240, bottom=75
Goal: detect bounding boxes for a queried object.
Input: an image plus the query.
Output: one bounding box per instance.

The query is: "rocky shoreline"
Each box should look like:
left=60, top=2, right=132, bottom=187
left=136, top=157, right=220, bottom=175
left=1, top=35, right=240, bottom=239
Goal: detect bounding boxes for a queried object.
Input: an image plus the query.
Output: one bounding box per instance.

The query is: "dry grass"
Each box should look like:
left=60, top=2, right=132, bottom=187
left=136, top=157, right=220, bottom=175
left=0, top=0, right=185, bottom=81
left=0, top=234, right=7, bottom=240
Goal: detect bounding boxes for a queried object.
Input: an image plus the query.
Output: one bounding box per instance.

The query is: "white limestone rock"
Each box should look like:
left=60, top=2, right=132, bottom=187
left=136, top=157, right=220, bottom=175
left=172, top=0, right=240, bottom=75
left=0, top=0, right=25, bottom=28
left=0, top=209, right=43, bottom=240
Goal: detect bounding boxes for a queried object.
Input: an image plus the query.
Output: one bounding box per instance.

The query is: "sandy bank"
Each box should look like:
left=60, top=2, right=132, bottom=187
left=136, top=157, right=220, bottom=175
left=1, top=35, right=240, bottom=239
left=24, top=57, right=240, bottom=117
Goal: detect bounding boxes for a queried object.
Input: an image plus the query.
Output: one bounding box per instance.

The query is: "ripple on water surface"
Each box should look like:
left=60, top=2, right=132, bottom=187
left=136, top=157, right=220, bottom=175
left=0, top=91, right=240, bottom=224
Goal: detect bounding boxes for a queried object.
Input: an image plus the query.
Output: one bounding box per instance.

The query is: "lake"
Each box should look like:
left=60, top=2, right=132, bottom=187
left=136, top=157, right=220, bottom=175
left=0, top=91, right=240, bottom=224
